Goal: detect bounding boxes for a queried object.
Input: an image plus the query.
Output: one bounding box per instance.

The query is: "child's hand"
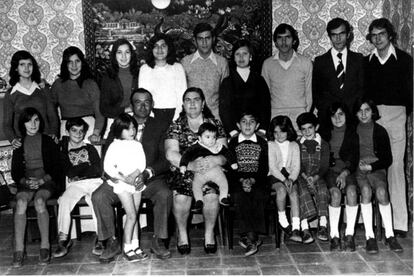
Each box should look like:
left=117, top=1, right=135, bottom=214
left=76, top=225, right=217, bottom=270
left=336, top=170, right=348, bottom=190
left=119, top=168, right=141, bottom=185
left=230, top=163, right=238, bottom=170
left=88, top=134, right=101, bottom=144
left=284, top=179, right=293, bottom=193
left=179, top=166, right=187, bottom=174
left=11, top=138, right=22, bottom=149
left=359, top=161, right=372, bottom=172
left=240, top=178, right=252, bottom=192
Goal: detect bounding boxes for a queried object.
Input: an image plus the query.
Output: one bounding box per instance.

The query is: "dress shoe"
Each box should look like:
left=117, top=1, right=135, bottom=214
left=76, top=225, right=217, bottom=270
left=385, top=236, right=403, bottom=252
left=53, top=239, right=73, bottom=258
left=343, top=235, right=355, bottom=252
left=317, top=226, right=329, bottom=241
left=177, top=244, right=190, bottom=255
left=150, top=236, right=171, bottom=259
left=290, top=229, right=302, bottom=243
left=366, top=238, right=378, bottom=254
left=92, top=238, right=104, bottom=256
left=330, top=237, right=342, bottom=251
left=394, top=230, right=407, bottom=238
left=302, top=229, right=314, bottom=244
left=100, top=237, right=121, bottom=263
left=39, top=248, right=50, bottom=265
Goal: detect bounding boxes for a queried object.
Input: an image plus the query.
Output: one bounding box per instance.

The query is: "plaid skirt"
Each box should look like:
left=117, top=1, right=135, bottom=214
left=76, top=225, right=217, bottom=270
left=297, top=176, right=329, bottom=220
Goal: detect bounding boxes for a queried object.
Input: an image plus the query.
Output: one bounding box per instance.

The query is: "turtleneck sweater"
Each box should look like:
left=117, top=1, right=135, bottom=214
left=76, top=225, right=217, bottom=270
left=357, top=121, right=378, bottom=163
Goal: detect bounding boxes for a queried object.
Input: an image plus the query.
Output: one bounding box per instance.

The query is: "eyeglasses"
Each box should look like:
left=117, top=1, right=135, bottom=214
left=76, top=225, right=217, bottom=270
left=370, top=31, right=388, bottom=40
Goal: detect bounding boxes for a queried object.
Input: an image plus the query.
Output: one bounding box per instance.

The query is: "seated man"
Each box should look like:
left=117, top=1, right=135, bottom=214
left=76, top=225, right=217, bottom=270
left=54, top=118, right=103, bottom=258
left=92, top=88, right=172, bottom=263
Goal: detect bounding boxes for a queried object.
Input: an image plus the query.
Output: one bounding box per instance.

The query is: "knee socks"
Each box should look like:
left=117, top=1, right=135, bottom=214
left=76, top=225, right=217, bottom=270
left=328, top=205, right=341, bottom=238
left=345, top=205, right=358, bottom=236
left=379, top=203, right=394, bottom=238
left=37, top=211, right=50, bottom=249
left=278, top=211, right=289, bottom=228
left=292, top=217, right=300, bottom=231
left=361, top=202, right=375, bottom=239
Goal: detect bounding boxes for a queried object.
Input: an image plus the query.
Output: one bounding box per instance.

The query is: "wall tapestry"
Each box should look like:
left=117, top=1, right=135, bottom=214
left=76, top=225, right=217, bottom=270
left=84, top=0, right=273, bottom=74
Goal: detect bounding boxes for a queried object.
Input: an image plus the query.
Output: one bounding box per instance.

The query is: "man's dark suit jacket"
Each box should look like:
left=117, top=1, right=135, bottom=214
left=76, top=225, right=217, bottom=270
left=312, top=49, right=364, bottom=123
left=103, top=116, right=170, bottom=179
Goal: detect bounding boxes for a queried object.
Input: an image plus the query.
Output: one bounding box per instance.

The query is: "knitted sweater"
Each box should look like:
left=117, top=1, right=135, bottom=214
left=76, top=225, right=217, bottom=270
left=51, top=78, right=105, bottom=133
left=261, top=53, right=313, bottom=111
left=3, top=84, right=59, bottom=142
left=181, top=52, right=229, bottom=119
left=268, top=140, right=300, bottom=181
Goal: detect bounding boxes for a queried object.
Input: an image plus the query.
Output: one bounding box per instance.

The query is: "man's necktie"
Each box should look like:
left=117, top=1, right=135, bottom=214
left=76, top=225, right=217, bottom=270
left=336, top=52, right=345, bottom=91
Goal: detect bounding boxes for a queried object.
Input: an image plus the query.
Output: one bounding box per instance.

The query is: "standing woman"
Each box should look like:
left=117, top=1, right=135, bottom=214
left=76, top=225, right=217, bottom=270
left=100, top=39, right=139, bottom=138
left=3, top=50, right=59, bottom=149
left=51, top=46, right=104, bottom=143
left=139, top=33, right=187, bottom=133
left=219, top=40, right=271, bottom=137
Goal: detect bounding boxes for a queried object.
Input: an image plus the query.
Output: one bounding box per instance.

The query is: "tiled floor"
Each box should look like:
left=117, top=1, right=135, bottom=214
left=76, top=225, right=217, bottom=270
left=0, top=212, right=412, bottom=275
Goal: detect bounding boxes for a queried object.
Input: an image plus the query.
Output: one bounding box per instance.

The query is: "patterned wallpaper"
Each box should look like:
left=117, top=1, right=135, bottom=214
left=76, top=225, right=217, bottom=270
left=0, top=0, right=85, bottom=84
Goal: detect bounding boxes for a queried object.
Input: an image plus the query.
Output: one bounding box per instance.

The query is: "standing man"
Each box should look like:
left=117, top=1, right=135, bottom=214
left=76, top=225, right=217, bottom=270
left=365, top=18, right=413, bottom=237
left=181, top=23, right=229, bottom=120
left=261, top=23, right=313, bottom=127
left=92, top=88, right=173, bottom=263
left=312, top=17, right=364, bottom=127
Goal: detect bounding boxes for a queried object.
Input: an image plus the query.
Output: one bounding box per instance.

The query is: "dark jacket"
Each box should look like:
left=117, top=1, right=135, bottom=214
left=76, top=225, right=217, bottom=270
left=99, top=72, right=138, bottom=118
left=11, top=134, right=64, bottom=196
left=370, top=122, right=392, bottom=171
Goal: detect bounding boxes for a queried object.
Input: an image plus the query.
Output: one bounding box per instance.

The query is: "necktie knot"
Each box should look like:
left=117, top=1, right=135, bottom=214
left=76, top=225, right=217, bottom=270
left=337, top=52, right=342, bottom=60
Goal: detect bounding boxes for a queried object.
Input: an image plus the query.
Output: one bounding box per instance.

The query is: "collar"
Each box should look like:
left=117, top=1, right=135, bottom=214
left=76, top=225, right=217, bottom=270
left=273, top=50, right=297, bottom=61
left=331, top=47, right=347, bottom=59
left=190, top=51, right=217, bottom=65
left=300, top=133, right=321, bottom=145
left=238, top=133, right=257, bottom=143
left=68, top=141, right=86, bottom=151
left=10, top=82, right=40, bottom=95
left=369, top=44, right=397, bottom=63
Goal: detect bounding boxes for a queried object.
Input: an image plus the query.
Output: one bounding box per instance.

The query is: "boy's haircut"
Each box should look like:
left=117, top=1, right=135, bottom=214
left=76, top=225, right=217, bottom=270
left=325, top=102, right=352, bottom=130
left=65, top=117, right=89, bottom=133
left=268, top=115, right=297, bottom=142
left=273, top=23, right=299, bottom=51
left=296, top=112, right=319, bottom=129
left=353, top=97, right=381, bottom=121
left=198, top=122, right=218, bottom=137
left=238, top=110, right=259, bottom=123
left=130, top=87, right=153, bottom=104
left=111, top=113, right=138, bottom=139
left=18, top=107, right=45, bottom=137
left=366, top=18, right=397, bottom=44
left=326, top=17, right=354, bottom=46
left=193, top=22, right=214, bottom=37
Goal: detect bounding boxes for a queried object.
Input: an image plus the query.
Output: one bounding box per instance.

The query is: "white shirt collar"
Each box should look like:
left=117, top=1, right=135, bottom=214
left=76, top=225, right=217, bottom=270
left=273, top=50, right=297, bottom=61
left=10, top=82, right=40, bottom=95
left=369, top=44, right=397, bottom=64
left=300, top=133, right=321, bottom=145
left=190, top=51, right=217, bottom=65
left=238, top=133, right=257, bottom=143
left=273, top=51, right=297, bottom=70
left=331, top=47, right=348, bottom=71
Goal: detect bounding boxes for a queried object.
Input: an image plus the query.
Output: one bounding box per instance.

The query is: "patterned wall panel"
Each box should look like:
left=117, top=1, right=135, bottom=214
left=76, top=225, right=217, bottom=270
left=0, top=0, right=84, bottom=85
left=271, top=0, right=384, bottom=60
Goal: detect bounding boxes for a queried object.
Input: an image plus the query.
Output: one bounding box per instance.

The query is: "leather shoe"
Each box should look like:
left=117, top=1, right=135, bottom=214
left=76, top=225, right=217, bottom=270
left=177, top=244, right=190, bottom=255
left=204, top=243, right=217, bottom=254
left=150, top=236, right=171, bottom=259
left=366, top=238, right=378, bottom=254
left=343, top=235, right=355, bottom=252
left=100, top=237, right=121, bottom=263
left=330, top=237, right=342, bottom=251
left=385, top=236, right=403, bottom=252
left=394, top=230, right=407, bottom=238
left=280, top=224, right=293, bottom=237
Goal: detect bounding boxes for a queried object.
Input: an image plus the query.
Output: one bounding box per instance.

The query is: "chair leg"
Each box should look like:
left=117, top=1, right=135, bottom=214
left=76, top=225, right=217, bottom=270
left=274, top=209, right=280, bottom=248
left=227, top=207, right=233, bottom=250
left=72, top=205, right=82, bottom=241
left=374, top=199, right=382, bottom=241
left=216, top=208, right=224, bottom=247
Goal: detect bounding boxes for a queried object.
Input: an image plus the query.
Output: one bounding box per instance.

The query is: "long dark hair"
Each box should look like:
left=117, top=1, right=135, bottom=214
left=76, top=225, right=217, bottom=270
left=267, top=115, right=297, bottom=142
left=9, top=50, right=41, bottom=86
left=353, top=97, right=380, bottom=122
left=18, top=107, right=45, bottom=137
left=108, top=38, right=139, bottom=79
left=178, top=87, right=214, bottom=120
left=59, top=46, right=93, bottom=87
left=111, top=113, right=138, bottom=139
left=145, top=33, right=177, bottom=68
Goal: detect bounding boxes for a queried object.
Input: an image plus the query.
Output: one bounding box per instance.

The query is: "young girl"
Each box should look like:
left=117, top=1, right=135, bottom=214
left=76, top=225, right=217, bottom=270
left=353, top=98, right=402, bottom=254
left=103, top=113, right=148, bottom=261
left=11, top=107, right=63, bottom=267
left=267, top=116, right=301, bottom=242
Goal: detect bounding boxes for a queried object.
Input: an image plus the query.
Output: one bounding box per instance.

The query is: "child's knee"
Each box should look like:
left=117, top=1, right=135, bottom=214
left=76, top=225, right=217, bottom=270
left=329, top=188, right=342, bottom=206
left=375, top=187, right=389, bottom=204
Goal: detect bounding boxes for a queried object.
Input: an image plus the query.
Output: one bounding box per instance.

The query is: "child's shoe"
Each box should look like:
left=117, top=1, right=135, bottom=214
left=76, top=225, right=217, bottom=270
left=219, top=197, right=230, bottom=206
left=366, top=238, right=378, bottom=254
left=238, top=236, right=250, bottom=249
left=39, top=248, right=50, bottom=265
left=191, top=200, right=204, bottom=212
left=280, top=224, right=293, bottom=237
left=290, top=229, right=302, bottom=243
left=302, top=229, right=314, bottom=244
left=12, top=251, right=25, bottom=268
left=53, top=239, right=73, bottom=258
left=317, top=226, right=329, bottom=242
left=330, top=237, right=342, bottom=251
left=343, top=235, right=355, bottom=252
left=385, top=236, right=403, bottom=252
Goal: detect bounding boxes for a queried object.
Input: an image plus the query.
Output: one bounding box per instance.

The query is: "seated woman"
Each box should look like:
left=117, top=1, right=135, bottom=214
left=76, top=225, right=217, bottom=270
left=51, top=46, right=104, bottom=144
left=165, top=87, right=227, bottom=255
left=11, top=108, right=63, bottom=267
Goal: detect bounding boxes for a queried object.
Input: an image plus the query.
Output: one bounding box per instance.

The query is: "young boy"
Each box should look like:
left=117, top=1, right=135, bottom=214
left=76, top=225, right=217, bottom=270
left=180, top=122, right=237, bottom=210
left=54, top=118, right=103, bottom=258
left=296, top=112, right=329, bottom=243
left=228, top=112, right=268, bottom=256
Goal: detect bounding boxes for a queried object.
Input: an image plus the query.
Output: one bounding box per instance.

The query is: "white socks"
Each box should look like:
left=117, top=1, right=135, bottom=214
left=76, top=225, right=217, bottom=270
left=345, top=205, right=358, bottom=236
left=301, top=219, right=309, bottom=230
left=361, top=202, right=375, bottom=239
left=320, top=216, right=327, bottom=227
left=292, top=217, right=300, bottom=231
left=124, top=243, right=134, bottom=253
left=379, top=203, right=394, bottom=238
left=278, top=211, right=289, bottom=228
left=131, top=238, right=139, bottom=249
left=328, top=205, right=341, bottom=238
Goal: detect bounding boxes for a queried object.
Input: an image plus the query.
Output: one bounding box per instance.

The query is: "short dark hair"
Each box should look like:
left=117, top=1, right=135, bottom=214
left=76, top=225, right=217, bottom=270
left=59, top=46, right=93, bottom=87
left=111, top=113, right=138, bottom=139
left=238, top=110, right=259, bottom=123
left=65, top=117, right=89, bottom=133
left=230, top=39, right=254, bottom=69
left=146, top=33, right=177, bottom=68
left=198, top=122, right=218, bottom=137
left=193, top=22, right=214, bottom=38
left=366, top=18, right=397, bottom=44
left=353, top=97, right=380, bottom=122
left=9, top=50, right=41, bottom=86
left=267, top=115, right=297, bottom=142
left=129, top=88, right=153, bottom=105
left=179, top=87, right=214, bottom=119
left=326, top=17, right=354, bottom=46
left=296, top=112, right=319, bottom=129
left=325, top=102, right=351, bottom=130
left=273, top=24, right=299, bottom=51
left=18, top=107, right=45, bottom=137
left=108, top=38, right=139, bottom=79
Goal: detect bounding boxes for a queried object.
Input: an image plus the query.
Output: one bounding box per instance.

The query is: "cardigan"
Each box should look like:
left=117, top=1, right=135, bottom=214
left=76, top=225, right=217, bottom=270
left=219, top=68, right=271, bottom=134
left=11, top=134, right=64, bottom=195
left=357, top=122, right=392, bottom=171
left=268, top=140, right=300, bottom=181
left=99, top=71, right=138, bottom=118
